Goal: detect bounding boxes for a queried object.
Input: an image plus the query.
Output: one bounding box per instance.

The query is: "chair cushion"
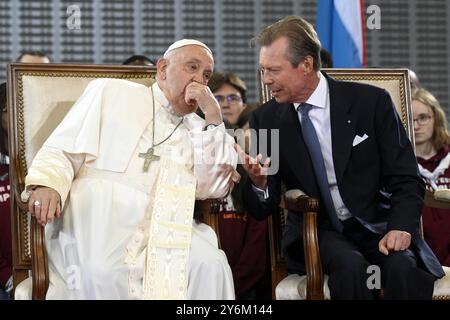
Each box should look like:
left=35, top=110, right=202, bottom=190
left=276, top=267, right=450, bottom=300
left=14, top=277, right=32, bottom=300
left=433, top=266, right=450, bottom=300
left=275, top=274, right=330, bottom=300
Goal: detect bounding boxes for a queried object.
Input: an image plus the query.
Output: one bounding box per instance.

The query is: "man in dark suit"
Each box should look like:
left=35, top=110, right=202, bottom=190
left=239, top=15, right=444, bottom=299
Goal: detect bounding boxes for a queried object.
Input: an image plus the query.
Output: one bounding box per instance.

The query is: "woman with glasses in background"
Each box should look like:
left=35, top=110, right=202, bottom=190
left=211, top=73, right=247, bottom=128
left=413, top=88, right=450, bottom=267
left=206, top=72, right=271, bottom=300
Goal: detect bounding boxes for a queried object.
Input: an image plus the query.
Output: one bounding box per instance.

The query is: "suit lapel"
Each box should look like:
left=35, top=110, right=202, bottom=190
left=326, top=73, right=356, bottom=184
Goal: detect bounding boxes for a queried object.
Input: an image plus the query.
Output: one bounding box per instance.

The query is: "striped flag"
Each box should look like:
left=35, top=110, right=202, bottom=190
left=316, top=0, right=366, bottom=68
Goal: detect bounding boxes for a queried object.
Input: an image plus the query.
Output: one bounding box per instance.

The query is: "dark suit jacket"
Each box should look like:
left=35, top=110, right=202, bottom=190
left=244, top=72, right=445, bottom=278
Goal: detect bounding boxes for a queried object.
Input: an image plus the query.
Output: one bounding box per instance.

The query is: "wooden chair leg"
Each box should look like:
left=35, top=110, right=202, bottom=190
left=31, top=220, right=48, bottom=300
left=303, top=210, right=324, bottom=300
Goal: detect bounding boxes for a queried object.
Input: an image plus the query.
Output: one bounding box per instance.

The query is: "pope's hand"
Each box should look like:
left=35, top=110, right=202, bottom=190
left=234, top=143, right=270, bottom=190
left=27, top=187, right=61, bottom=226
left=185, top=81, right=222, bottom=125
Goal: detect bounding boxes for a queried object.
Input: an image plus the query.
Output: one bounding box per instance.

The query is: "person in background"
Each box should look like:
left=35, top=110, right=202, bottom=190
left=412, top=88, right=450, bottom=267
left=208, top=72, right=271, bottom=300
left=0, top=82, right=12, bottom=300
left=208, top=72, right=248, bottom=128
left=409, top=70, right=421, bottom=92
left=17, top=51, right=51, bottom=63
left=122, top=54, right=155, bottom=66
left=320, top=48, right=333, bottom=68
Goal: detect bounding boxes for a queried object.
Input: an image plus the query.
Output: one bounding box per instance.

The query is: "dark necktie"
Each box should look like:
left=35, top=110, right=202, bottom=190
left=298, top=103, right=343, bottom=232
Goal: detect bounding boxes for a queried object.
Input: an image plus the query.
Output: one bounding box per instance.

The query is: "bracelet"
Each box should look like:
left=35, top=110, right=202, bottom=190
left=20, top=185, right=40, bottom=202
left=21, top=189, right=32, bottom=202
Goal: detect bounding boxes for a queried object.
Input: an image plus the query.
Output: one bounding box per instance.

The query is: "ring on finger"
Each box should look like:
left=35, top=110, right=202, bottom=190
left=34, top=200, right=41, bottom=207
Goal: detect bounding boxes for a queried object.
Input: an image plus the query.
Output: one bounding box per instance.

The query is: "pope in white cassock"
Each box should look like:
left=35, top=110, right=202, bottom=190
left=17, top=39, right=238, bottom=300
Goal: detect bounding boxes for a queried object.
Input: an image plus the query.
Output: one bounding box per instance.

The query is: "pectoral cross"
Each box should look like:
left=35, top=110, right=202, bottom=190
left=139, top=147, right=160, bottom=172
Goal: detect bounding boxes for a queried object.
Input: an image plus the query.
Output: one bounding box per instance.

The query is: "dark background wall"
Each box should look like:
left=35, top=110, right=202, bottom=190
left=0, top=0, right=448, bottom=114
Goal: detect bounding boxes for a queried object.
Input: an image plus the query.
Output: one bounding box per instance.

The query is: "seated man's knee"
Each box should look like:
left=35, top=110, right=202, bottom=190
left=327, top=251, right=374, bottom=299
left=81, top=260, right=110, bottom=280
left=330, top=251, right=370, bottom=275
left=191, top=246, right=228, bottom=272
left=383, top=250, right=416, bottom=277
left=190, top=224, right=228, bottom=269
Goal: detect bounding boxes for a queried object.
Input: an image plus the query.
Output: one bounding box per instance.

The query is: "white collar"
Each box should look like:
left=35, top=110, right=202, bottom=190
left=293, top=72, right=328, bottom=110
left=418, top=152, right=450, bottom=190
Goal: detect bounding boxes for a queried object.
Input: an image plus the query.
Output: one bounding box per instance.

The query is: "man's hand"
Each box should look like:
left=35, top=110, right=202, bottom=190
left=27, top=187, right=61, bottom=226
left=185, top=81, right=222, bottom=124
left=378, top=230, right=411, bottom=255
left=234, top=143, right=270, bottom=190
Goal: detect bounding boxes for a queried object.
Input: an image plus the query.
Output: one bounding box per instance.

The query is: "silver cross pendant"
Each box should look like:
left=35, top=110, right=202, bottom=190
left=138, top=147, right=160, bottom=172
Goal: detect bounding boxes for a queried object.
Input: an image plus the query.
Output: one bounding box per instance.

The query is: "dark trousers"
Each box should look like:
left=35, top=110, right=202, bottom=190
left=0, top=288, right=9, bottom=300
left=318, top=217, right=435, bottom=300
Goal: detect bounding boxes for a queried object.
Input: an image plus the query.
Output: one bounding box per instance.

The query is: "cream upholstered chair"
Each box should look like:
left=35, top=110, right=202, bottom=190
left=7, top=63, right=156, bottom=299
left=260, top=68, right=450, bottom=300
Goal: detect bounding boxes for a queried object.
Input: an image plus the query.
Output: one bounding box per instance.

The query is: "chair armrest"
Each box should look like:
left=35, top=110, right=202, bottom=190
left=13, top=184, right=49, bottom=299
left=284, top=189, right=324, bottom=300
left=20, top=189, right=49, bottom=299
left=14, top=185, right=29, bottom=212
left=425, top=189, right=450, bottom=209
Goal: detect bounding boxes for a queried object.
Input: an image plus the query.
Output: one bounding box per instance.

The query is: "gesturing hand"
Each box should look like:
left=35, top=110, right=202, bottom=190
left=28, top=187, right=61, bottom=226
left=234, top=143, right=270, bottom=190
left=378, top=230, right=411, bottom=255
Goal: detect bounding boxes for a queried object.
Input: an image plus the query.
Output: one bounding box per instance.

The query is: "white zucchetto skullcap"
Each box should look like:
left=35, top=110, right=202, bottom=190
left=163, top=39, right=213, bottom=58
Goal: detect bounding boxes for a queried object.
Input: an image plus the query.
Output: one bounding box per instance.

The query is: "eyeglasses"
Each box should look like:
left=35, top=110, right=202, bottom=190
left=413, top=114, right=432, bottom=126
left=214, top=94, right=242, bottom=105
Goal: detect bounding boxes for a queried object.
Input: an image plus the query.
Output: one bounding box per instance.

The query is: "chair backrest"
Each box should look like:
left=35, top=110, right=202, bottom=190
left=7, top=63, right=156, bottom=294
left=260, top=68, right=414, bottom=291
